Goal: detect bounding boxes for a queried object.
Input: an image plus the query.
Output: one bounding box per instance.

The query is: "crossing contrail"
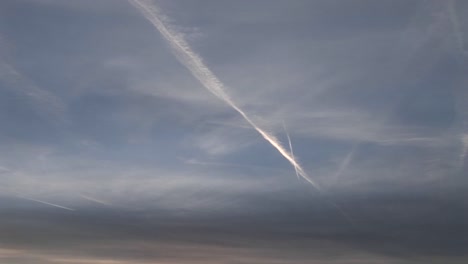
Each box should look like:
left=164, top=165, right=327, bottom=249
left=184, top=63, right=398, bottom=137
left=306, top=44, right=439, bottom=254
left=128, top=0, right=320, bottom=190
left=283, top=122, right=300, bottom=180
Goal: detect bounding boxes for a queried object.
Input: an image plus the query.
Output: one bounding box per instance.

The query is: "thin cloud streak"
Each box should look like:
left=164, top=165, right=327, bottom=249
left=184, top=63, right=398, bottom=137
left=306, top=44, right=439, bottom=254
left=0, top=62, right=66, bottom=121
left=79, top=194, right=111, bottom=206
left=13, top=192, right=75, bottom=211
left=329, top=144, right=358, bottom=188
left=283, top=122, right=299, bottom=180
left=448, top=0, right=468, bottom=58
left=128, top=0, right=320, bottom=190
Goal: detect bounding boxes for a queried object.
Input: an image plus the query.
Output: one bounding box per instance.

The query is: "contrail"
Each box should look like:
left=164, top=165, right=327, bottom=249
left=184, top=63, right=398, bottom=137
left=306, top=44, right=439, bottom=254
left=13, top=192, right=74, bottom=211
left=331, top=144, right=358, bottom=186
left=79, top=194, right=111, bottom=206
left=129, top=0, right=320, bottom=190
left=282, top=122, right=299, bottom=180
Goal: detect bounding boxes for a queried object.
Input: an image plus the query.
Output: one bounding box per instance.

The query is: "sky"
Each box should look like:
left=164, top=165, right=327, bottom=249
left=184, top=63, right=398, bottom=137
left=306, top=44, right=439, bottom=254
left=0, top=0, right=467, bottom=263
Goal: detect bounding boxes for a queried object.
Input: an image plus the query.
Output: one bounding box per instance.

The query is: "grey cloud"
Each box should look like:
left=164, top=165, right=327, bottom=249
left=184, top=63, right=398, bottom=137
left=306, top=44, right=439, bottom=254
left=0, top=0, right=467, bottom=263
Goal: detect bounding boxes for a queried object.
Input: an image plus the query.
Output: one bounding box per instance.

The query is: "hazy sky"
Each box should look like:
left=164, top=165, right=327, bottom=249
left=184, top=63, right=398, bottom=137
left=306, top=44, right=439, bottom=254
left=0, top=0, right=467, bottom=263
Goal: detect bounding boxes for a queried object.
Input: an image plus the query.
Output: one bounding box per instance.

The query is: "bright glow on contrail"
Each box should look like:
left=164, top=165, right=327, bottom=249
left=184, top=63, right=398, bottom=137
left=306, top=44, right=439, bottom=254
left=129, top=0, right=320, bottom=190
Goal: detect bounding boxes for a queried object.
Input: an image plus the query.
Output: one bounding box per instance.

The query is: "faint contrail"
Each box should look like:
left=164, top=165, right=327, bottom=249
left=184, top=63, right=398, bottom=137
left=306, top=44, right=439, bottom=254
left=448, top=0, right=468, bottom=58
left=331, top=144, right=358, bottom=186
left=79, top=194, right=111, bottom=206
left=13, top=192, right=74, bottom=211
left=129, top=0, right=320, bottom=190
left=0, top=62, right=66, bottom=121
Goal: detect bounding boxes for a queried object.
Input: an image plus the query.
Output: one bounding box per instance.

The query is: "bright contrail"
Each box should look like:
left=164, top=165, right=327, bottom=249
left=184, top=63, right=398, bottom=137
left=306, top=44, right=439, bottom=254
left=129, top=0, right=320, bottom=190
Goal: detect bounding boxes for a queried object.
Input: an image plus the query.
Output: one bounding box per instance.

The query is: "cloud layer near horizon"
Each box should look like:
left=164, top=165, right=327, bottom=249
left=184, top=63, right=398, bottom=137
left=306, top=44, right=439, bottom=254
left=0, top=0, right=467, bottom=263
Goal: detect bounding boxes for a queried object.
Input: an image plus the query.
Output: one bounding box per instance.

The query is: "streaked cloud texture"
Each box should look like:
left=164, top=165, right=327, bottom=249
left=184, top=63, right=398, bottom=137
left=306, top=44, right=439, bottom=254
left=0, top=0, right=467, bottom=263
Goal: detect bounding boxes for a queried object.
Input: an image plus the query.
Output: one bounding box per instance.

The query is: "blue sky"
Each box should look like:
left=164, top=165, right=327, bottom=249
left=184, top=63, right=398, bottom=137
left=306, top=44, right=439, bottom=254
left=0, top=0, right=467, bottom=263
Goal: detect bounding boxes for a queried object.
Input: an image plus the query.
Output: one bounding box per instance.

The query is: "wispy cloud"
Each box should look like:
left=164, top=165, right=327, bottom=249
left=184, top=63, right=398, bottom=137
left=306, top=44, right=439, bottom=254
left=448, top=0, right=468, bottom=58
left=460, top=133, right=468, bottom=169
left=1, top=1, right=466, bottom=262
left=0, top=62, right=66, bottom=122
